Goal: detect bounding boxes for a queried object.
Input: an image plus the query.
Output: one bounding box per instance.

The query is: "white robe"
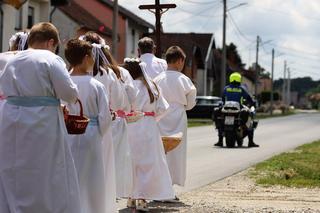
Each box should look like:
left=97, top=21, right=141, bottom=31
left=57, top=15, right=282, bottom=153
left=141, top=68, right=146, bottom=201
left=0, top=49, right=81, bottom=213
left=140, top=53, right=167, bottom=79
left=127, top=80, right=174, bottom=200
left=94, top=67, right=123, bottom=212
left=110, top=67, right=138, bottom=198
left=154, top=70, right=197, bottom=186
left=0, top=52, right=16, bottom=107
left=66, top=76, right=112, bottom=213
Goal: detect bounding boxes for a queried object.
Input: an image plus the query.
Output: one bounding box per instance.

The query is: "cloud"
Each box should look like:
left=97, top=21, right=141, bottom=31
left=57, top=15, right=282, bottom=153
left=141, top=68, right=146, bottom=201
left=120, top=0, right=320, bottom=80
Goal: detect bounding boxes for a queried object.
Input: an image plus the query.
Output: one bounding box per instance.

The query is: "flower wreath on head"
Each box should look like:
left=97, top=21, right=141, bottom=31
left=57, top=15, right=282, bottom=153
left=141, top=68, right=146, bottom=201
left=9, top=32, right=29, bottom=51
left=123, top=57, right=140, bottom=63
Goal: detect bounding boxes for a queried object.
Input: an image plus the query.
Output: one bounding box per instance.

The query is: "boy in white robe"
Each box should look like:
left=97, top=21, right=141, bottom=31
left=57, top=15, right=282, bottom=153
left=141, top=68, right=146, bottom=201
left=138, top=37, right=167, bottom=79
left=154, top=46, right=197, bottom=193
left=64, top=39, right=112, bottom=213
left=0, top=22, right=81, bottom=213
left=124, top=59, right=174, bottom=211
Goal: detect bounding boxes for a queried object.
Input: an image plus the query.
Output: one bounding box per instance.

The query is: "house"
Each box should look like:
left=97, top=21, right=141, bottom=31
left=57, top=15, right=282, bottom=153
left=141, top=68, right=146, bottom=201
left=52, top=0, right=154, bottom=61
left=257, top=77, right=272, bottom=94
left=147, top=33, right=216, bottom=96
left=0, top=0, right=50, bottom=52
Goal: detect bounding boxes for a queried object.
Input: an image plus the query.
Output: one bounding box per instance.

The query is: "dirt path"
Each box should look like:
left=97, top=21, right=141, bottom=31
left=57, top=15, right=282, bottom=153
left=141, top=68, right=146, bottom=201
left=120, top=169, right=320, bottom=212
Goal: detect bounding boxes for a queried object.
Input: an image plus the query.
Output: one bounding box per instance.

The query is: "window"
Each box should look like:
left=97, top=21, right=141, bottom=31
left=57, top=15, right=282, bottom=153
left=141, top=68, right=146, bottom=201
left=27, top=6, right=34, bottom=29
left=15, top=8, right=23, bottom=30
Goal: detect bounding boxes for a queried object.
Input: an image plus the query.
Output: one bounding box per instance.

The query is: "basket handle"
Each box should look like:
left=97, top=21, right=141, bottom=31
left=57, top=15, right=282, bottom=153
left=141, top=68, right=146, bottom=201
left=76, top=98, right=84, bottom=117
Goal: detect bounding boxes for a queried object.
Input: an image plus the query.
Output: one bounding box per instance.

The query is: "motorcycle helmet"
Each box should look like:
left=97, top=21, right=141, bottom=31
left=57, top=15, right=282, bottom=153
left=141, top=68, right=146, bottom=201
left=229, top=72, right=242, bottom=83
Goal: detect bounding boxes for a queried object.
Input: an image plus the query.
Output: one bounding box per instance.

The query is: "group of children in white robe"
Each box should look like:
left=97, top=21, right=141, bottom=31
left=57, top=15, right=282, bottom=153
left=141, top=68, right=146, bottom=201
left=0, top=22, right=197, bottom=213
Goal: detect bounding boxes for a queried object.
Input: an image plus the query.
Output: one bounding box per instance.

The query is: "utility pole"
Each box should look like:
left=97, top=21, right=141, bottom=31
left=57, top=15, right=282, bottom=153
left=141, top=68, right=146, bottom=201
left=221, top=0, right=227, bottom=96
left=287, top=68, right=291, bottom=106
left=139, top=1, right=176, bottom=57
left=270, top=48, right=274, bottom=115
left=282, top=60, right=287, bottom=105
left=112, top=0, right=119, bottom=59
left=254, top=35, right=260, bottom=97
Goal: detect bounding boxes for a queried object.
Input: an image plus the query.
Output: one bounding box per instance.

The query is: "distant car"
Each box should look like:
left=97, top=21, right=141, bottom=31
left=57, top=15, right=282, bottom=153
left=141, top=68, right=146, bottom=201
left=187, top=96, right=222, bottom=118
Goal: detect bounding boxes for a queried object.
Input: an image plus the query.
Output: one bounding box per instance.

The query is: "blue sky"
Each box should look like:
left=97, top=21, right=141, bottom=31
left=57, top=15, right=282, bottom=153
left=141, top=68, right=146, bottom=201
left=121, top=0, right=320, bottom=80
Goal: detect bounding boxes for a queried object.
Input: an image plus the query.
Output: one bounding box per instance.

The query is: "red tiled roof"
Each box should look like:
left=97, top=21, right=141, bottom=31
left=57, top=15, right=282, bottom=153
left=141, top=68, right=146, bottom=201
left=58, top=0, right=112, bottom=37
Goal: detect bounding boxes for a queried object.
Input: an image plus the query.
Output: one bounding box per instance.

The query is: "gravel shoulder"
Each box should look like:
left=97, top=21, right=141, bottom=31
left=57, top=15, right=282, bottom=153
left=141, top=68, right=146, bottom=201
left=120, top=169, right=320, bottom=212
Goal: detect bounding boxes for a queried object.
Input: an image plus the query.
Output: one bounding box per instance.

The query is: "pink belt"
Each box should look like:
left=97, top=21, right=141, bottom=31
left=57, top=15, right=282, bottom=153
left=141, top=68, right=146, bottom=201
left=126, top=111, right=155, bottom=117
left=116, top=110, right=126, bottom=118
left=143, top=112, right=155, bottom=117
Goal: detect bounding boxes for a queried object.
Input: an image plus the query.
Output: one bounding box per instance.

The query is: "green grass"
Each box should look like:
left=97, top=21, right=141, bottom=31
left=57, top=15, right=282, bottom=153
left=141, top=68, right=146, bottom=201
left=187, top=111, right=295, bottom=128
left=188, top=118, right=213, bottom=127
left=250, top=140, right=320, bottom=188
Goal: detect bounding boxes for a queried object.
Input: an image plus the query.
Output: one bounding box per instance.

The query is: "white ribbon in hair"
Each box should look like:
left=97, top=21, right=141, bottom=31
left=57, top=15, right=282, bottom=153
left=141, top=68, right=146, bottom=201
left=9, top=32, right=29, bottom=51
left=91, top=43, right=110, bottom=71
left=79, top=35, right=110, bottom=50
left=139, top=61, right=159, bottom=98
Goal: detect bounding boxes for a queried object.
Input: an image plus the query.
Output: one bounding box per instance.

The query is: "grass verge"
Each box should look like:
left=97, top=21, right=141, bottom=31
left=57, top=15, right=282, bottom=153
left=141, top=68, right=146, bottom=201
left=250, top=140, right=320, bottom=188
left=187, top=111, right=295, bottom=128
left=188, top=118, right=213, bottom=127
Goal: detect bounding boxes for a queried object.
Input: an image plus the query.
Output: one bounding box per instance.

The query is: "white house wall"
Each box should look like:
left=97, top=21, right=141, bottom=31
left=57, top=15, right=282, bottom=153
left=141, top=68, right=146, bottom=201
left=1, top=0, right=49, bottom=52
left=2, top=4, right=15, bottom=51
left=51, top=8, right=81, bottom=60
left=125, top=19, right=148, bottom=58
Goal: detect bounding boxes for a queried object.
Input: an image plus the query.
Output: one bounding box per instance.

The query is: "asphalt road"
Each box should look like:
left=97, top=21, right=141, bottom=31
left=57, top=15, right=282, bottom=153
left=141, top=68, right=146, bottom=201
left=178, top=111, right=320, bottom=193
left=118, top=112, right=320, bottom=210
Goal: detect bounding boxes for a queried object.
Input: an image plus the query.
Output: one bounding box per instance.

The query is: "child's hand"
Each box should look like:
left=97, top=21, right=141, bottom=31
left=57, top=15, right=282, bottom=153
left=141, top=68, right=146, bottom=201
left=61, top=105, right=69, bottom=120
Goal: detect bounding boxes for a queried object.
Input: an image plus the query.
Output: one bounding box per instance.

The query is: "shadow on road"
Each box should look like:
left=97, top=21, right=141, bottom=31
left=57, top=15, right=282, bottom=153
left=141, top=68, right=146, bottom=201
left=119, top=201, right=190, bottom=212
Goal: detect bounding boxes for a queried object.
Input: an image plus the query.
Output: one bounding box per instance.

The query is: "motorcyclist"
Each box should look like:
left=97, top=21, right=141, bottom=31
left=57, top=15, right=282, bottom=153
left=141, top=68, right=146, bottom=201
left=214, top=72, right=259, bottom=148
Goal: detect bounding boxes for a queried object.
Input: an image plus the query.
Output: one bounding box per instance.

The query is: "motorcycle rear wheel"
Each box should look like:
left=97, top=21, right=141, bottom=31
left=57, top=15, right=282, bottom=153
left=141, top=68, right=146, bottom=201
left=225, top=131, right=236, bottom=148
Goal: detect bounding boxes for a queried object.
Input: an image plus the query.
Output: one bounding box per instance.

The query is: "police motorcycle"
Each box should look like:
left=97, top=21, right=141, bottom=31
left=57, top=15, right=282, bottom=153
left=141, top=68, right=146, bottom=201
left=214, top=101, right=258, bottom=148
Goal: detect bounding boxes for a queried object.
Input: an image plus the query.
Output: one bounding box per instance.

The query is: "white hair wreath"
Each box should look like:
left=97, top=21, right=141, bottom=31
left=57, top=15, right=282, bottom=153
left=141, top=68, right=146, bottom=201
left=9, top=32, right=29, bottom=51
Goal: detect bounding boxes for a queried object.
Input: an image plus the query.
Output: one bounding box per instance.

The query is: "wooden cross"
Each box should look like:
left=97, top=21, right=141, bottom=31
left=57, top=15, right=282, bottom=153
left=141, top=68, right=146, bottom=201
left=139, top=0, right=176, bottom=57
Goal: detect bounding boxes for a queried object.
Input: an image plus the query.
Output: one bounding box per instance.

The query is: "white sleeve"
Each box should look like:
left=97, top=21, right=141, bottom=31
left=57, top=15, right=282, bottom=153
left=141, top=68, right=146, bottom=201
left=121, top=68, right=138, bottom=104
left=155, top=89, right=169, bottom=121
left=49, top=57, right=78, bottom=103
left=97, top=85, right=112, bottom=136
left=186, top=86, right=197, bottom=110
left=181, top=75, right=197, bottom=110
left=109, top=70, right=126, bottom=110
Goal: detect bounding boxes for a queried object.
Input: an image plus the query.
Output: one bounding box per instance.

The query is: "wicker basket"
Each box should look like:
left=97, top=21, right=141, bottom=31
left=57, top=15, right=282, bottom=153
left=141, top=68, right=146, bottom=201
left=162, top=133, right=183, bottom=153
left=64, top=99, right=90, bottom=134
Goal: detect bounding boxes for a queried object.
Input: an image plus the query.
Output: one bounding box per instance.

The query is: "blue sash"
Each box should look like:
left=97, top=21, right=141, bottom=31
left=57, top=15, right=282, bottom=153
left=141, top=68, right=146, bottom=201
left=89, top=117, right=98, bottom=126
left=6, top=96, right=60, bottom=107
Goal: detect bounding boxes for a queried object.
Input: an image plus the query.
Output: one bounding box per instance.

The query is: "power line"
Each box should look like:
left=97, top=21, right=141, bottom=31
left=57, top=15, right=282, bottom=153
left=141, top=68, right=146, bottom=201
left=227, top=12, right=254, bottom=43
left=167, top=4, right=222, bottom=26
left=175, top=2, right=221, bottom=17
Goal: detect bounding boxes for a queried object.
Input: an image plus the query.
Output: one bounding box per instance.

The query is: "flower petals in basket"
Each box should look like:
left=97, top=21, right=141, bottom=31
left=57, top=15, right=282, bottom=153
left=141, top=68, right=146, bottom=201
left=125, top=111, right=144, bottom=123
left=64, top=99, right=90, bottom=134
left=162, top=132, right=183, bottom=153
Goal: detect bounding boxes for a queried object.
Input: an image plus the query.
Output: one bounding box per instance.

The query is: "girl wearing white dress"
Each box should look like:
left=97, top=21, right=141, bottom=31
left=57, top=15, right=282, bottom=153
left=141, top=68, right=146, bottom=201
left=82, top=32, right=136, bottom=200
left=64, top=39, right=112, bottom=213
left=123, top=59, right=174, bottom=211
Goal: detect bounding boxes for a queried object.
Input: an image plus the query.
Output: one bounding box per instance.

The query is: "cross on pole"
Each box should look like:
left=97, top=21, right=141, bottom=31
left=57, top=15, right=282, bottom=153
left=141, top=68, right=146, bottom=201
left=139, top=0, right=176, bottom=57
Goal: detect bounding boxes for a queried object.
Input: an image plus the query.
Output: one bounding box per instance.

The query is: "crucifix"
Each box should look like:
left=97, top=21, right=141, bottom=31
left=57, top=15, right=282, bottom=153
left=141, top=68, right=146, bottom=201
left=139, top=0, right=176, bottom=57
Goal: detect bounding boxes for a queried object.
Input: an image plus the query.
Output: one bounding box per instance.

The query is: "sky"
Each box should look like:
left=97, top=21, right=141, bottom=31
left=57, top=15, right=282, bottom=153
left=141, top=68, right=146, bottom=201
left=120, top=0, right=320, bottom=80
